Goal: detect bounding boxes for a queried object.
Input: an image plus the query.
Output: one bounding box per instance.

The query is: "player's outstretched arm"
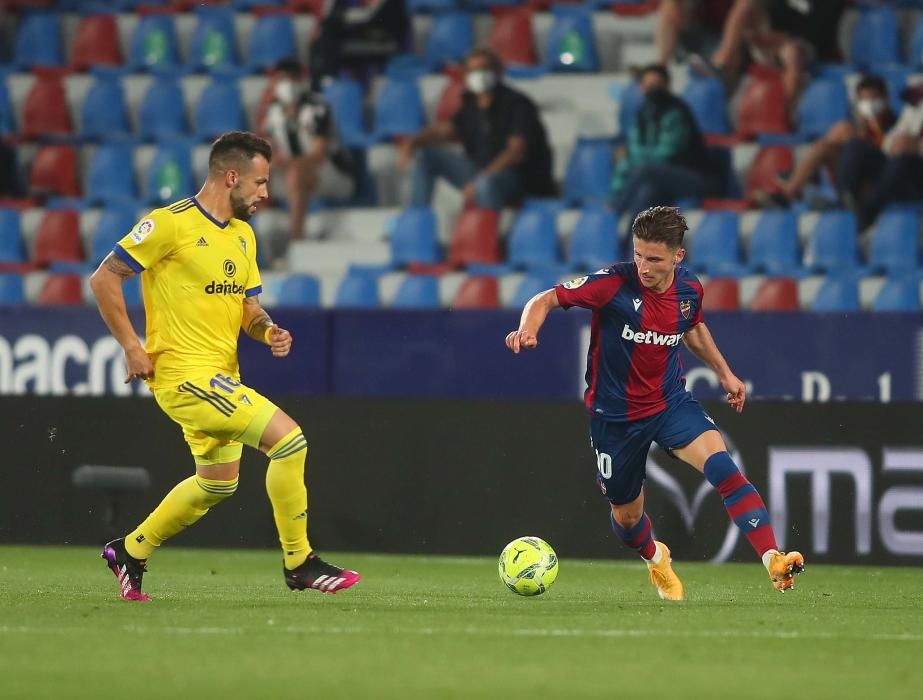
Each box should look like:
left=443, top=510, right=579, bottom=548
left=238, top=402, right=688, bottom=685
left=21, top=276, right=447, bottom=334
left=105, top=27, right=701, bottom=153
left=682, top=321, right=746, bottom=412
left=242, top=296, right=292, bottom=358
left=90, top=254, right=152, bottom=383
left=505, top=289, right=560, bottom=354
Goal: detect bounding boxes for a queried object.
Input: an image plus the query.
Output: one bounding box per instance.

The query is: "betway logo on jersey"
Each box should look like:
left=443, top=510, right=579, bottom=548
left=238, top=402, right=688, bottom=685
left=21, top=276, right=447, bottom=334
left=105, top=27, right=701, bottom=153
left=204, top=280, right=245, bottom=296
left=621, top=324, right=684, bottom=346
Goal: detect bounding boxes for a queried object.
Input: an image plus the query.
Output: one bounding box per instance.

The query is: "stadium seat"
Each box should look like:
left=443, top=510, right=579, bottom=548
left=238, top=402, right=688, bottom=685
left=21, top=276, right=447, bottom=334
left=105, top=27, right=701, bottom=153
left=563, top=138, right=613, bottom=206
left=488, top=6, right=537, bottom=66
left=750, top=277, right=799, bottom=311
left=435, top=75, right=465, bottom=123
left=323, top=79, right=365, bottom=146
left=737, top=65, right=789, bottom=138
left=749, top=210, right=800, bottom=275
left=507, top=208, right=559, bottom=269
left=129, top=13, right=180, bottom=70
left=38, top=273, right=83, bottom=305
left=80, top=73, right=131, bottom=140
left=29, top=145, right=79, bottom=199
left=0, top=209, right=25, bottom=263
left=190, top=6, right=238, bottom=71
left=424, top=12, right=473, bottom=70
left=849, top=7, right=899, bottom=69
left=232, top=0, right=287, bottom=8
left=87, top=143, right=138, bottom=205
left=15, top=12, right=63, bottom=68
left=335, top=270, right=380, bottom=308
left=689, top=211, right=741, bottom=275
left=544, top=5, right=599, bottom=72
left=873, top=276, right=921, bottom=312
left=616, top=80, right=644, bottom=135
left=909, top=15, right=923, bottom=70
left=409, top=0, right=458, bottom=12
left=812, top=276, right=860, bottom=312
left=21, top=73, right=72, bottom=139
left=682, top=77, right=730, bottom=135
left=511, top=272, right=561, bottom=308
left=195, top=80, right=246, bottom=140
left=0, top=75, right=13, bottom=135
left=275, top=274, right=321, bottom=307
left=392, top=275, right=441, bottom=308
left=145, top=143, right=194, bottom=206
left=34, top=210, right=83, bottom=266
left=745, top=146, right=793, bottom=202
left=247, top=13, right=297, bottom=72
left=448, top=208, right=500, bottom=267
left=867, top=209, right=921, bottom=274
left=797, top=79, right=850, bottom=140
left=139, top=76, right=187, bottom=139
left=91, top=204, right=138, bottom=265
left=390, top=208, right=440, bottom=266
left=568, top=207, right=618, bottom=270
left=0, top=274, right=25, bottom=305
left=805, top=210, right=859, bottom=271
left=71, top=14, right=122, bottom=69
left=452, top=276, right=499, bottom=309
left=702, top=278, right=739, bottom=311
left=374, top=79, right=425, bottom=139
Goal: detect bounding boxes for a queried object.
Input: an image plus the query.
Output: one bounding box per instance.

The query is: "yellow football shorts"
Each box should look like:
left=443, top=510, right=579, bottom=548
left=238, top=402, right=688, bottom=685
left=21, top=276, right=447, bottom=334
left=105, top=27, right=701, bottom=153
left=152, top=371, right=278, bottom=465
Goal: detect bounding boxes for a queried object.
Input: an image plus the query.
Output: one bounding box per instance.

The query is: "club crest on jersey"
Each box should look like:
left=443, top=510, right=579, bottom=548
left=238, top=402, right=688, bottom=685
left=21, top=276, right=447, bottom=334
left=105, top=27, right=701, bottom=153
left=238, top=237, right=247, bottom=254
left=129, top=219, right=155, bottom=244
left=680, top=300, right=692, bottom=319
left=223, top=259, right=236, bottom=277
left=563, top=276, right=588, bottom=289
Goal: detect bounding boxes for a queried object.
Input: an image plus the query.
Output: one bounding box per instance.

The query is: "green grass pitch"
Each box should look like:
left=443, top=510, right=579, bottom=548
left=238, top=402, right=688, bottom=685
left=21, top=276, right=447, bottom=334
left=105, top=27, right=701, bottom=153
left=1, top=546, right=920, bottom=700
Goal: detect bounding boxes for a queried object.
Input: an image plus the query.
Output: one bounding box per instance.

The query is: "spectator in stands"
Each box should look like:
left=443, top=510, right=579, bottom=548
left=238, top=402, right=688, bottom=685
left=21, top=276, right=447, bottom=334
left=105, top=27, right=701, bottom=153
left=656, top=0, right=736, bottom=66
left=398, top=48, right=556, bottom=210
left=259, top=59, right=357, bottom=240
left=775, top=75, right=895, bottom=206
left=611, top=65, right=713, bottom=224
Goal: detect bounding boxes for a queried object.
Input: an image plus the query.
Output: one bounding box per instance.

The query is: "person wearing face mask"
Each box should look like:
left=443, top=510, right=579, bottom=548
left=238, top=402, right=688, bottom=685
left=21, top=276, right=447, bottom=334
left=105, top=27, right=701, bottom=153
left=611, top=65, right=714, bottom=228
left=259, top=59, right=356, bottom=240
left=397, top=48, right=555, bottom=210
left=773, top=75, right=895, bottom=207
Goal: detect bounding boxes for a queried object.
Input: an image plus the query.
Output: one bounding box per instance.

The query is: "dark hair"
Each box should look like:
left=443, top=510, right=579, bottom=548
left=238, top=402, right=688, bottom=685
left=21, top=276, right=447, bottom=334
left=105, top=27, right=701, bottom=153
left=856, top=74, right=887, bottom=96
left=208, top=131, right=272, bottom=175
left=638, top=63, right=670, bottom=86
left=631, top=206, right=688, bottom=249
left=273, top=58, right=302, bottom=77
left=466, top=47, right=504, bottom=74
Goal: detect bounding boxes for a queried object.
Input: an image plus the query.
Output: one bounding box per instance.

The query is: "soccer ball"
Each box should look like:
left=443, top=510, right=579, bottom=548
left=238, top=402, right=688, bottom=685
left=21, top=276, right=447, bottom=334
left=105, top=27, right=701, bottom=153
left=498, top=536, right=559, bottom=596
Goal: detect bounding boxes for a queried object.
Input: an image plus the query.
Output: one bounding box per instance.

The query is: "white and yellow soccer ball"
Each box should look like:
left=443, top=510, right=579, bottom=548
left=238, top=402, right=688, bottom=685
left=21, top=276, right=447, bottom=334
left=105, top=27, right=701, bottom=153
left=498, top=536, right=559, bottom=596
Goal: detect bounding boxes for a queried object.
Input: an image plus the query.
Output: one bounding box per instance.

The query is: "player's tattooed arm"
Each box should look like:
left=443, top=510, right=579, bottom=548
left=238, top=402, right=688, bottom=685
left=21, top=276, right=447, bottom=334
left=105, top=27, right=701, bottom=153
left=242, top=296, right=274, bottom=344
left=102, top=253, right=137, bottom=279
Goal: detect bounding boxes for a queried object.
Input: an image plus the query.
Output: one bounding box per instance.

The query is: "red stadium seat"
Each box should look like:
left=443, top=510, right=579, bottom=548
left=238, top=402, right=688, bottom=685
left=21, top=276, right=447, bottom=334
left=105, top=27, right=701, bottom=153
left=34, top=210, right=83, bottom=266
left=447, top=208, right=501, bottom=267
left=745, top=145, right=794, bottom=202
left=38, top=273, right=83, bottom=305
left=29, top=145, right=80, bottom=199
left=489, top=7, right=537, bottom=66
left=21, top=72, right=73, bottom=139
left=452, top=276, right=499, bottom=309
left=71, top=14, right=122, bottom=70
left=750, top=277, right=799, bottom=311
left=702, top=277, right=739, bottom=311
left=435, top=75, right=464, bottom=122
left=736, top=65, right=789, bottom=138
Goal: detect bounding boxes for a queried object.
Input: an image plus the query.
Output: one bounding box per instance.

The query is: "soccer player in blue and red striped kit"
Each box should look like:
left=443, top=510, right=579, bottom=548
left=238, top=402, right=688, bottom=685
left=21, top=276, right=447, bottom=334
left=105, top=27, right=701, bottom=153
left=505, top=206, right=804, bottom=599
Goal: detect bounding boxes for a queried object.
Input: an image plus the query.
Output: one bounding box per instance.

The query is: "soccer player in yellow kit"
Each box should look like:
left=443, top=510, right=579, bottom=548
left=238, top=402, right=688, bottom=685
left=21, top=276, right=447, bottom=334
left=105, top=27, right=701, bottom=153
left=90, top=132, right=359, bottom=601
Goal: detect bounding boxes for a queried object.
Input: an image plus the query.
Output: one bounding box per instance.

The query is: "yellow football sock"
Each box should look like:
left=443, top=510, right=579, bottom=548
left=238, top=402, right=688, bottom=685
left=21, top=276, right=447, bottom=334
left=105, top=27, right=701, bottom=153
left=265, top=427, right=311, bottom=570
left=124, top=475, right=239, bottom=560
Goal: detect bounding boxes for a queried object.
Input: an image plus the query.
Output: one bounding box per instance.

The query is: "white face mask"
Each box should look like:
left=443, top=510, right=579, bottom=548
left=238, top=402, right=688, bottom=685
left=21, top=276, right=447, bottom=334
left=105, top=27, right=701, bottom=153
left=856, top=97, right=886, bottom=120
left=465, top=69, right=497, bottom=95
left=275, top=79, right=295, bottom=105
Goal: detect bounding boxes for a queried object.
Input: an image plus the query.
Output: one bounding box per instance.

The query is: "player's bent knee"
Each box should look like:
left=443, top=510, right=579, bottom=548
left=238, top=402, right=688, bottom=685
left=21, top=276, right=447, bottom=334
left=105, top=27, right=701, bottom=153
left=195, top=475, right=239, bottom=507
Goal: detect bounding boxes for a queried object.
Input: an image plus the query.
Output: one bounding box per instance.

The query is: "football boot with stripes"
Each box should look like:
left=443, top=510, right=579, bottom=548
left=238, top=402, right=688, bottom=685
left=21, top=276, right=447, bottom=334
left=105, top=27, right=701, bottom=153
left=101, top=538, right=151, bottom=602
left=284, top=553, right=360, bottom=594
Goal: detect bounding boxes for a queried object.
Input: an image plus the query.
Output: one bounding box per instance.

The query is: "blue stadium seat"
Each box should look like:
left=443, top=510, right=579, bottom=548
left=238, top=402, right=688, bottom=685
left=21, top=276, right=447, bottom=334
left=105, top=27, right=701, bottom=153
left=424, top=12, right=473, bottom=70
left=0, top=274, right=25, bottom=305
left=87, top=143, right=138, bottom=205
left=145, top=143, right=194, bottom=206
left=80, top=74, right=130, bottom=140
left=511, top=272, right=561, bottom=308
left=682, top=77, right=730, bottom=135
left=616, top=80, right=644, bottom=135
left=122, top=274, right=143, bottom=307
left=812, top=276, right=860, bottom=312
left=806, top=210, right=859, bottom=271
left=128, top=13, right=180, bottom=70
left=374, top=79, right=425, bottom=139
left=409, top=0, right=458, bottom=11
left=275, top=274, right=321, bottom=307
left=91, top=204, right=138, bottom=265
left=544, top=5, right=599, bottom=72
left=689, top=212, right=741, bottom=275
left=849, top=7, right=899, bottom=69
left=15, top=13, right=63, bottom=68
left=563, top=138, right=613, bottom=206
left=868, top=209, right=921, bottom=274
left=569, top=207, right=618, bottom=270
left=195, top=79, right=245, bottom=140
left=392, top=275, right=441, bottom=309
left=749, top=210, right=800, bottom=275
left=233, top=0, right=287, bottom=8
left=335, top=271, right=380, bottom=308
left=247, top=13, right=297, bottom=72
left=390, top=208, right=440, bottom=266
left=797, top=79, right=850, bottom=140
left=139, top=76, right=186, bottom=139
left=0, top=75, right=14, bottom=136
left=190, top=6, right=238, bottom=71
left=508, top=208, right=559, bottom=269
left=873, top=276, right=921, bottom=312
left=0, top=209, right=25, bottom=263
left=323, top=79, right=366, bottom=146
left=909, top=15, right=923, bottom=69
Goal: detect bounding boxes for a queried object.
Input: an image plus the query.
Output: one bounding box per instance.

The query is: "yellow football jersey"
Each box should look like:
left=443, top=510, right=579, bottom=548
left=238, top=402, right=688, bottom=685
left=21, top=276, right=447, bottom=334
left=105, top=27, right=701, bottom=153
left=114, top=197, right=262, bottom=389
